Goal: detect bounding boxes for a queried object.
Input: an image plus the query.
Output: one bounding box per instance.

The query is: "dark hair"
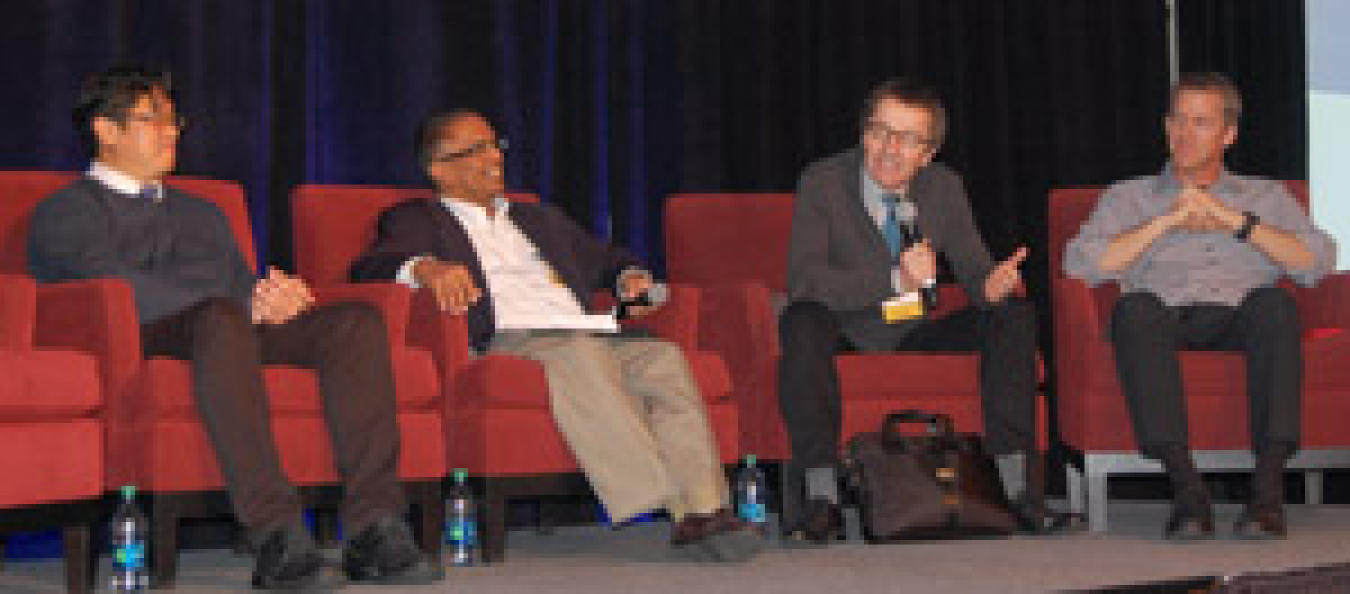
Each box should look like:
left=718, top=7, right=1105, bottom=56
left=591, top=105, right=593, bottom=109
left=1171, top=72, right=1242, bottom=124
left=860, top=77, right=947, bottom=146
left=414, top=108, right=484, bottom=167
left=73, top=66, right=172, bottom=152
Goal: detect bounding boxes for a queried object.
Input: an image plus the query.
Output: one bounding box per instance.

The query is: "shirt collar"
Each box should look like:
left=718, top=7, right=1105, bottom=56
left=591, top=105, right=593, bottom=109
left=1154, top=164, right=1238, bottom=196
left=439, top=193, right=510, bottom=222
left=861, top=167, right=907, bottom=202
left=87, top=162, right=163, bottom=201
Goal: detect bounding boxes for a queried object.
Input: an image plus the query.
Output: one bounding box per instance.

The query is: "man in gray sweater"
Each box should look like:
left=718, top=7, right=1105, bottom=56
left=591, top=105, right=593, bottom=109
left=28, top=67, right=442, bottom=591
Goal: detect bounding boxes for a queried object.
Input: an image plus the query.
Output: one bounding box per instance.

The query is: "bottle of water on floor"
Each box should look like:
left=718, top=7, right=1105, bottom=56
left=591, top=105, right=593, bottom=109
left=109, top=485, right=148, bottom=590
left=445, top=469, right=478, bottom=566
left=735, top=455, right=768, bottom=533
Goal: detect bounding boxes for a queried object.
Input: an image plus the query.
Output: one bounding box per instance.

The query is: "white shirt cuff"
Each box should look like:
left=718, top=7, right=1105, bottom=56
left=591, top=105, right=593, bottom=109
left=396, top=256, right=428, bottom=289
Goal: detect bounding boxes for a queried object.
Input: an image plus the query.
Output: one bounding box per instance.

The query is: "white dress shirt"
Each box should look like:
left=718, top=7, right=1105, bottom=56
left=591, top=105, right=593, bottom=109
left=87, top=161, right=163, bottom=201
left=397, top=195, right=602, bottom=330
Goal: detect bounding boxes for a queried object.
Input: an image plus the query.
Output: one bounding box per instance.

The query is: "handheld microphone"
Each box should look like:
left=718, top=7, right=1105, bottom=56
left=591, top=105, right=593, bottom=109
left=893, top=200, right=939, bottom=313
left=615, top=282, right=669, bottom=320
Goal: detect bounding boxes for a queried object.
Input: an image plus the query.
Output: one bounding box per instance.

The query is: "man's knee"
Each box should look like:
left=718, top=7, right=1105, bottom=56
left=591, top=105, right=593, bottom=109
left=1111, top=292, right=1168, bottom=329
left=330, top=301, right=388, bottom=334
left=1241, top=287, right=1298, bottom=327
left=779, top=301, right=838, bottom=344
left=645, top=338, right=685, bottom=363
left=187, top=297, right=252, bottom=334
left=986, top=296, right=1036, bottom=328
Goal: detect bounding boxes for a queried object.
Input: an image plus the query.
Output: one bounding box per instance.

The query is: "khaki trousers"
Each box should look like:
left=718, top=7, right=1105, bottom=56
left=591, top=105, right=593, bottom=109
left=490, top=331, right=727, bottom=522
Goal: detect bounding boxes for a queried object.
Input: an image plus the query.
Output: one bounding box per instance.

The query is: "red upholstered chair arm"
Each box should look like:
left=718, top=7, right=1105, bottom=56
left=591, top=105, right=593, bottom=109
left=0, top=274, right=36, bottom=349
left=588, top=285, right=702, bottom=351
left=625, top=284, right=700, bottom=351
left=1295, top=271, right=1350, bottom=331
left=311, top=283, right=413, bottom=348
left=699, top=282, right=779, bottom=393
left=33, top=279, right=143, bottom=421
left=1052, top=278, right=1115, bottom=393
left=407, top=289, right=473, bottom=392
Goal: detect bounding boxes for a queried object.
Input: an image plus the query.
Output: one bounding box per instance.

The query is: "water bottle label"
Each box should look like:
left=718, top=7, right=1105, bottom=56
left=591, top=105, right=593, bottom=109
left=446, top=520, right=478, bottom=546
left=114, top=542, right=146, bottom=570
left=738, top=502, right=767, bottom=524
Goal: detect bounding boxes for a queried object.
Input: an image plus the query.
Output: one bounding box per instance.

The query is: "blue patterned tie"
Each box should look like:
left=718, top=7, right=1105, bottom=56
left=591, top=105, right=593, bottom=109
left=883, top=194, right=905, bottom=258
left=139, top=187, right=159, bottom=203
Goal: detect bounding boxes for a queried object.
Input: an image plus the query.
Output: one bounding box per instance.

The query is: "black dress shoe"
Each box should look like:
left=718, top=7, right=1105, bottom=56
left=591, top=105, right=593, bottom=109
left=1011, top=498, right=1083, bottom=535
left=250, top=525, right=334, bottom=592
left=1163, top=501, right=1215, bottom=541
left=1233, top=502, right=1287, bottom=540
left=785, top=498, right=844, bottom=544
left=341, top=516, right=445, bottom=585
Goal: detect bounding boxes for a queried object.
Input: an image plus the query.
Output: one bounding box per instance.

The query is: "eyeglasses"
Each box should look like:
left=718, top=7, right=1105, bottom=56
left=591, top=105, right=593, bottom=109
left=120, top=112, right=188, bottom=130
left=863, top=122, right=934, bottom=150
left=431, top=138, right=509, bottom=162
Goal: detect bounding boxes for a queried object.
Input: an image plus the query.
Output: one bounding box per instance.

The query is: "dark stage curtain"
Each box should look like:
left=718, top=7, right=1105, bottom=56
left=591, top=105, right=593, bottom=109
left=1176, top=0, right=1307, bottom=180
left=269, top=0, right=1172, bottom=279
left=4, top=0, right=1310, bottom=277
left=0, top=0, right=271, bottom=260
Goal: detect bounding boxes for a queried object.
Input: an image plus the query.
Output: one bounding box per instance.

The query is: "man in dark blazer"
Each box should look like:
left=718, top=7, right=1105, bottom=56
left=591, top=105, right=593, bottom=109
left=780, top=78, right=1063, bottom=542
left=351, top=110, right=762, bottom=563
left=27, top=67, right=441, bottom=591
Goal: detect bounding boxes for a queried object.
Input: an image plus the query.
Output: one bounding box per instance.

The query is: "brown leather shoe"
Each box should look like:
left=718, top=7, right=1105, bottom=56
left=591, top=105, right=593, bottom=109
left=1011, top=497, right=1083, bottom=535
left=1163, top=500, right=1215, bottom=541
left=670, top=508, right=764, bottom=562
left=1233, top=502, right=1287, bottom=540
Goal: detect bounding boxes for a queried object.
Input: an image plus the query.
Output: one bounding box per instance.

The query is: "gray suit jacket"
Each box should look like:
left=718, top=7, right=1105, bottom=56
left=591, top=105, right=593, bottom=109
left=786, top=148, right=996, bottom=349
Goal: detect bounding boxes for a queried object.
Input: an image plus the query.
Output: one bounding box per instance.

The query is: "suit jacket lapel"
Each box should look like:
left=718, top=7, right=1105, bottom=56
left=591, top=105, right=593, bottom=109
left=841, top=150, right=893, bottom=264
left=426, top=201, right=490, bottom=289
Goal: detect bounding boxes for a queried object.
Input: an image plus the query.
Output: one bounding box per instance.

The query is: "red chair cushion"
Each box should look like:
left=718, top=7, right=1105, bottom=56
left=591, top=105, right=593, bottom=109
left=0, top=350, right=101, bottom=419
left=0, top=419, right=103, bottom=507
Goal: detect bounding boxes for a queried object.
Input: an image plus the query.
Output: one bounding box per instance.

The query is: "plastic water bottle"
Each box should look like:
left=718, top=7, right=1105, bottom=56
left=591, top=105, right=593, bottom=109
left=109, top=485, right=148, bottom=590
left=735, top=455, right=768, bottom=533
left=445, top=469, right=478, bottom=566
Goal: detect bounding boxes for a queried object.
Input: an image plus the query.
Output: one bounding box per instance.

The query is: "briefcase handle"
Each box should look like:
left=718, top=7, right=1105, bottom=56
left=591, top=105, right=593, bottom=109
left=882, top=410, right=957, bottom=443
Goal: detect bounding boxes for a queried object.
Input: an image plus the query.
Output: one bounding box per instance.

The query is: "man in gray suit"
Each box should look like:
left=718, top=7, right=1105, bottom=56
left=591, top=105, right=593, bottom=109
left=780, top=78, right=1060, bottom=542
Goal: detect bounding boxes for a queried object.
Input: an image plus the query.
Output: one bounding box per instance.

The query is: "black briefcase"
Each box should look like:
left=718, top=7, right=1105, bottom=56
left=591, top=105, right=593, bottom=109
left=843, top=410, right=1019, bottom=542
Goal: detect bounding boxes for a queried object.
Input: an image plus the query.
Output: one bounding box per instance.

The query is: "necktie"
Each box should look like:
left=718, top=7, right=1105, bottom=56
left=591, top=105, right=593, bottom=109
left=138, top=187, right=159, bottom=203
left=883, top=194, right=905, bottom=258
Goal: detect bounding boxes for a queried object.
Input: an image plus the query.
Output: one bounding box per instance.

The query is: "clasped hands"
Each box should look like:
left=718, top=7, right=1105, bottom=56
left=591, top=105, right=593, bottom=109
left=250, top=268, right=314, bottom=325
left=1164, top=186, right=1245, bottom=233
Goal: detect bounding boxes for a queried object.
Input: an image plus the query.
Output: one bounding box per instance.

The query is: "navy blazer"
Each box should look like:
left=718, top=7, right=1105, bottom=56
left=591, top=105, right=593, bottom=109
left=350, top=198, right=639, bottom=351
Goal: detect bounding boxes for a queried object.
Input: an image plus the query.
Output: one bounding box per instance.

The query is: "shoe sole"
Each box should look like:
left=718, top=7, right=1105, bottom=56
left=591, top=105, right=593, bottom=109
left=345, top=560, right=446, bottom=587
left=673, top=532, right=766, bottom=563
left=1164, top=531, right=1216, bottom=542
left=700, top=530, right=765, bottom=562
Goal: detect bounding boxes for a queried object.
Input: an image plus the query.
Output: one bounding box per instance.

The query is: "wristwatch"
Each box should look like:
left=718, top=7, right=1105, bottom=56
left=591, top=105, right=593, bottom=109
left=1235, top=211, right=1260, bottom=241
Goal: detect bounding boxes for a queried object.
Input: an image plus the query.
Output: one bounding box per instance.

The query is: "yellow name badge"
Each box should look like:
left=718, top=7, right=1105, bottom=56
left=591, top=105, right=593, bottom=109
left=882, top=292, right=925, bottom=323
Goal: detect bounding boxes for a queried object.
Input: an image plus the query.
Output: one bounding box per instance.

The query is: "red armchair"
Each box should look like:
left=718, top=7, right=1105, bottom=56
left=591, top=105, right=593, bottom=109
left=0, top=171, right=445, bottom=586
left=1049, top=182, right=1350, bottom=531
left=291, top=184, right=742, bottom=562
left=664, top=192, right=1047, bottom=521
left=0, top=274, right=102, bottom=594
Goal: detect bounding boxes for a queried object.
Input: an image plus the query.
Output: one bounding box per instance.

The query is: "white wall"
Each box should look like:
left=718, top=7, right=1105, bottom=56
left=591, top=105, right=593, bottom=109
left=1308, top=0, right=1350, bottom=269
